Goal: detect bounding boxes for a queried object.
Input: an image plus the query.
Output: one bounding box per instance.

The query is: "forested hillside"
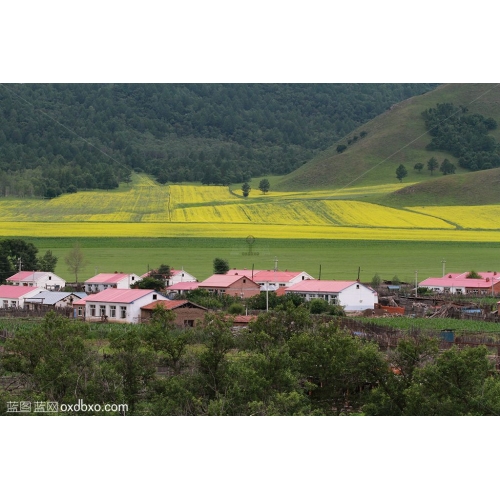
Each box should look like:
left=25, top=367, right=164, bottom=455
left=0, top=83, right=438, bottom=197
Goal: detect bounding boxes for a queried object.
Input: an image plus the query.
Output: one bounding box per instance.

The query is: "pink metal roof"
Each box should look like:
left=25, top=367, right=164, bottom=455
left=253, top=270, right=305, bottom=282
left=200, top=275, right=258, bottom=288
left=73, top=296, right=90, bottom=306
left=166, top=282, right=200, bottom=291
left=7, top=271, right=35, bottom=281
left=226, top=269, right=263, bottom=278
left=8, top=271, right=50, bottom=282
left=286, top=280, right=360, bottom=293
left=420, top=277, right=498, bottom=289
left=85, top=288, right=157, bottom=303
left=0, top=285, right=42, bottom=299
left=85, top=273, right=132, bottom=284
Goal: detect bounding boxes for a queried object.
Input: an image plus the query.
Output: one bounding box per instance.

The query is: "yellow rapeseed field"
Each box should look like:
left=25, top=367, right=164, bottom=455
left=0, top=174, right=496, bottom=241
left=0, top=222, right=499, bottom=242
left=408, top=205, right=500, bottom=229
left=171, top=199, right=453, bottom=228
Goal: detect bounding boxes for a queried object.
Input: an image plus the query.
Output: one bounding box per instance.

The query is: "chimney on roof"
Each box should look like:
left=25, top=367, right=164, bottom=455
left=448, top=274, right=452, bottom=278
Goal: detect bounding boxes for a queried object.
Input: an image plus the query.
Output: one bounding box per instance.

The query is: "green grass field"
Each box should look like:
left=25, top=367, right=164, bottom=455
left=25, top=237, right=500, bottom=284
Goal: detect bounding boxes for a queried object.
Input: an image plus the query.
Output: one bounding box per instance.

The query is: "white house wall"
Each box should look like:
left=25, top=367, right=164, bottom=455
left=337, top=284, right=377, bottom=311
left=83, top=294, right=168, bottom=324
left=168, top=272, right=197, bottom=286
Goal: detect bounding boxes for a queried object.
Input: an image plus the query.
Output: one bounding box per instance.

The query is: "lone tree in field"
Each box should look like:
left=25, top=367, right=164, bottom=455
left=336, top=144, right=347, bottom=154
left=427, top=157, right=438, bottom=175
left=213, top=258, right=229, bottom=275
left=241, top=182, right=251, bottom=198
left=414, top=162, right=424, bottom=174
left=396, top=164, right=408, bottom=182
left=65, top=243, right=88, bottom=284
left=371, top=273, right=381, bottom=288
left=258, top=178, right=270, bottom=194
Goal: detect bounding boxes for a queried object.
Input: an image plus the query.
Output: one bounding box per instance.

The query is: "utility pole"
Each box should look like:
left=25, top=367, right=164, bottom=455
left=415, top=270, right=418, bottom=298
left=18, top=257, right=22, bottom=272
left=442, top=258, right=446, bottom=277
left=274, top=256, right=278, bottom=272
left=265, top=281, right=269, bottom=312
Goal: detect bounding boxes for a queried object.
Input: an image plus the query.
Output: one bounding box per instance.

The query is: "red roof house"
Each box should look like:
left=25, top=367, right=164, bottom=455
left=198, top=274, right=261, bottom=299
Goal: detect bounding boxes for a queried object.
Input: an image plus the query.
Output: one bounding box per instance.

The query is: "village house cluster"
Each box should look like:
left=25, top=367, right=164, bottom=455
left=5, top=266, right=497, bottom=325
left=0, top=266, right=382, bottom=325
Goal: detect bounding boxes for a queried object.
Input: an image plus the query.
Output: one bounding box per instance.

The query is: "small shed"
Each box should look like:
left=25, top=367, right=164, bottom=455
left=141, top=300, right=208, bottom=328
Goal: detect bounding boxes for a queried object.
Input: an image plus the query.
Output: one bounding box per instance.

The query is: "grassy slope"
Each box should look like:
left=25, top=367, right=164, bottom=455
left=274, top=83, right=500, bottom=194
left=383, top=167, right=500, bottom=207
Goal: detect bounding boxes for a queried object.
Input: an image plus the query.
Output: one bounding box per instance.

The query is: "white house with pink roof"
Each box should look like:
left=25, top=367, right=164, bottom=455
left=73, top=288, right=168, bottom=323
left=419, top=271, right=500, bottom=295
left=84, top=273, right=141, bottom=294
left=253, top=270, right=314, bottom=289
left=0, top=285, right=46, bottom=308
left=285, top=280, right=378, bottom=311
left=7, top=271, right=66, bottom=291
left=141, top=268, right=197, bottom=287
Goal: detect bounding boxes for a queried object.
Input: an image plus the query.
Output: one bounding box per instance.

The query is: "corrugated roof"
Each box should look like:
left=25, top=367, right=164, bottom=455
left=166, top=282, right=200, bottom=291
left=8, top=271, right=50, bottom=281
left=0, top=285, right=43, bottom=299
left=286, top=280, right=360, bottom=293
left=85, top=273, right=132, bottom=284
left=84, top=288, right=159, bottom=303
left=419, top=277, right=498, bottom=288
left=254, top=270, right=305, bottom=282
left=25, top=291, right=87, bottom=305
left=200, top=275, right=258, bottom=287
left=226, top=269, right=263, bottom=278
left=141, top=300, right=207, bottom=311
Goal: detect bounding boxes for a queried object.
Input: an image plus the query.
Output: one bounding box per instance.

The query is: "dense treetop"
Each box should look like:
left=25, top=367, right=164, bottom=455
left=422, top=102, right=500, bottom=171
left=0, top=83, right=438, bottom=197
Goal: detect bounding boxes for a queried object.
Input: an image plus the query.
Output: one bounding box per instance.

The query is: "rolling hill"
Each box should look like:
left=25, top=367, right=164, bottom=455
left=274, top=83, right=500, bottom=193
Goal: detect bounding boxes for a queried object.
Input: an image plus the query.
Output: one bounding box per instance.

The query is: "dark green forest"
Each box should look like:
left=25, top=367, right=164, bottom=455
left=423, top=102, right=500, bottom=171
left=0, top=83, right=438, bottom=197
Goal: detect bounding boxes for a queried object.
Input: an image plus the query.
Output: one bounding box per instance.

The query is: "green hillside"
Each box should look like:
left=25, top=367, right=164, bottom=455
left=274, top=83, right=500, bottom=192
left=384, top=167, right=500, bottom=207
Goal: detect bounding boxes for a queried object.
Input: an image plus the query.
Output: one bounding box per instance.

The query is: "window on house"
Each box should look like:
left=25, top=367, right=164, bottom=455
left=90, top=305, right=96, bottom=317
left=153, top=294, right=157, bottom=300
left=99, top=305, right=106, bottom=316
left=243, top=279, right=246, bottom=283
left=11, top=301, right=16, bottom=307
left=78, top=306, right=83, bottom=317
left=131, top=276, right=135, bottom=281
left=120, top=306, right=127, bottom=319
left=184, top=320, right=194, bottom=327
left=49, top=276, right=52, bottom=280
left=2, top=300, right=8, bottom=307
left=356, top=284, right=360, bottom=289
left=110, top=306, right=116, bottom=318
